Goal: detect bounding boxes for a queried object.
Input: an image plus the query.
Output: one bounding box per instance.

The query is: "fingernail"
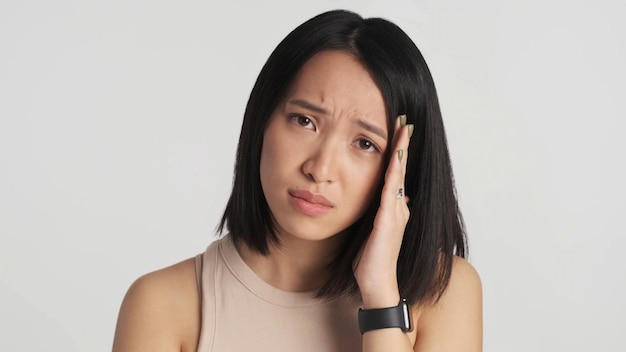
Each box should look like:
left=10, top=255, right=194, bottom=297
left=397, top=149, right=403, bottom=161
left=399, top=114, right=407, bottom=127
left=407, top=124, right=414, bottom=138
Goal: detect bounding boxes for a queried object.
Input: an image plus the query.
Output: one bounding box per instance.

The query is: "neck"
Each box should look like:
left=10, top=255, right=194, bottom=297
left=236, top=232, right=346, bottom=292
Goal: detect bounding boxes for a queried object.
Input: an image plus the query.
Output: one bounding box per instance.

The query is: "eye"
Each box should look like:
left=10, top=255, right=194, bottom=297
left=355, top=139, right=380, bottom=153
left=291, top=114, right=316, bottom=130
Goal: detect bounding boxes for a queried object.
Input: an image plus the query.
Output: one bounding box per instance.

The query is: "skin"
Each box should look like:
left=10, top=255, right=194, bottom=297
left=112, top=51, right=482, bottom=352
left=248, top=50, right=389, bottom=292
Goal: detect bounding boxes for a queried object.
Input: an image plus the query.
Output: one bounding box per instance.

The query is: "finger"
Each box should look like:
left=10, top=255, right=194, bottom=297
left=400, top=123, right=412, bottom=183
left=399, top=125, right=412, bottom=214
left=396, top=120, right=412, bottom=190
left=381, top=115, right=412, bottom=206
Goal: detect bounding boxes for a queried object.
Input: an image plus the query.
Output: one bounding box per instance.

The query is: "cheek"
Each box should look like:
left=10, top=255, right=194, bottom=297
left=261, top=131, right=292, bottom=178
left=260, top=120, right=281, bottom=175
left=259, top=133, right=275, bottom=196
left=344, top=159, right=384, bottom=206
left=260, top=120, right=297, bottom=193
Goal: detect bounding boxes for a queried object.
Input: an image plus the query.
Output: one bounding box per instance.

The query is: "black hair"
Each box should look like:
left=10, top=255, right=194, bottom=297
left=218, top=9, right=467, bottom=305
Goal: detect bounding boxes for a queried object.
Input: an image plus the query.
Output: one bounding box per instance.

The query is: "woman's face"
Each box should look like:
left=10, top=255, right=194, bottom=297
left=260, top=50, right=388, bottom=243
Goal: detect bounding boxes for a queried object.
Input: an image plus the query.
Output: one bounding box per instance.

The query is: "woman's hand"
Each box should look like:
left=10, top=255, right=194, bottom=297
left=353, top=114, right=413, bottom=309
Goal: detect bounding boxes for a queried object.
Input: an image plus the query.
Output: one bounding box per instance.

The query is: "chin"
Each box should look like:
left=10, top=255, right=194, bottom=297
left=274, top=220, right=347, bottom=244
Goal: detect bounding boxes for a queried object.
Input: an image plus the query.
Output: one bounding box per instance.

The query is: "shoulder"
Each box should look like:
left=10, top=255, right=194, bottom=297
left=441, top=256, right=482, bottom=302
left=411, top=256, right=483, bottom=352
left=112, top=257, right=201, bottom=352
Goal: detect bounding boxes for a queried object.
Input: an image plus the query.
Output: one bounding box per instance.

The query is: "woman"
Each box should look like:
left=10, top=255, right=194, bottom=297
left=113, top=9, right=482, bottom=352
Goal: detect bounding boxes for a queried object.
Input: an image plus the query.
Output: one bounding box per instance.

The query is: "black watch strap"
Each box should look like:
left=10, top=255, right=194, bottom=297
left=358, top=299, right=412, bottom=334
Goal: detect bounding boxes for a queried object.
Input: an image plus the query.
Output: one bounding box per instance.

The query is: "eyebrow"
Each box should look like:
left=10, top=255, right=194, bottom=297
left=356, top=119, right=387, bottom=141
left=287, top=99, right=329, bottom=114
left=286, top=99, right=387, bottom=141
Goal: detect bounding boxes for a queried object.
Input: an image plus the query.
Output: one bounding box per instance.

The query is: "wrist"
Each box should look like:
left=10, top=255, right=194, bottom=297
left=360, top=289, right=400, bottom=310
left=358, top=298, right=413, bottom=334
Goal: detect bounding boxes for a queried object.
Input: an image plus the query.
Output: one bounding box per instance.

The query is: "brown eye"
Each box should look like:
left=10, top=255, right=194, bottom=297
left=291, top=115, right=315, bottom=130
left=355, top=139, right=378, bottom=152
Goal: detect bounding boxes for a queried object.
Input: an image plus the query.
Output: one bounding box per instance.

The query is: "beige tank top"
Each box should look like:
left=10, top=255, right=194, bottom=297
left=194, top=235, right=362, bottom=351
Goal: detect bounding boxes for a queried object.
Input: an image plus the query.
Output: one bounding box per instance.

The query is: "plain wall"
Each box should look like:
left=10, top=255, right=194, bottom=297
left=1, top=0, right=624, bottom=350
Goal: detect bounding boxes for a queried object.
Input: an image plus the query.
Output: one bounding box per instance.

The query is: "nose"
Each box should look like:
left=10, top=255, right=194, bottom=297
left=301, top=141, right=339, bottom=183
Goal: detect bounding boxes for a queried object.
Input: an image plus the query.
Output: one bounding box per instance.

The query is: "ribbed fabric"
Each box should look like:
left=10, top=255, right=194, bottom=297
left=194, top=235, right=362, bottom=351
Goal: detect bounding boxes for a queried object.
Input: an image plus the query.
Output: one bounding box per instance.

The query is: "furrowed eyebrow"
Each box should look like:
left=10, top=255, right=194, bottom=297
left=356, top=119, right=387, bottom=141
left=286, top=99, right=329, bottom=115
left=286, top=99, right=387, bottom=141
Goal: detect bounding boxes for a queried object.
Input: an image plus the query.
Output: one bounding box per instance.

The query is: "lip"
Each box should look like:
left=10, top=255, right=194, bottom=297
left=288, top=189, right=334, bottom=216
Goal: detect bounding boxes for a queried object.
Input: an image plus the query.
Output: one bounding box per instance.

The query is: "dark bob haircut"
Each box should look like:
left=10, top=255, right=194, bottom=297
left=219, top=9, right=467, bottom=305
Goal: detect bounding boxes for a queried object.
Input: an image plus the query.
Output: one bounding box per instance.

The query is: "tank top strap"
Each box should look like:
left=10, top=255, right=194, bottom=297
left=194, top=253, right=203, bottom=300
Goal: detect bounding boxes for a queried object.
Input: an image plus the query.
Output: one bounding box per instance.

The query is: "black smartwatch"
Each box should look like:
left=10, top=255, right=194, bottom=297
left=358, top=299, right=412, bottom=334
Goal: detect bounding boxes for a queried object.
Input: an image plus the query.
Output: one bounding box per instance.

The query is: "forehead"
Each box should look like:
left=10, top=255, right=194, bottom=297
left=283, top=50, right=387, bottom=124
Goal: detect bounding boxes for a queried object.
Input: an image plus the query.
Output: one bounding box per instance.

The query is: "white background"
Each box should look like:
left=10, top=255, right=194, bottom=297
left=1, top=0, right=624, bottom=351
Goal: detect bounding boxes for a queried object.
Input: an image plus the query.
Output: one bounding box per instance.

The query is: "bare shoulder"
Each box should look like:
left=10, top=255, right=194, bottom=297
left=412, top=256, right=483, bottom=352
left=112, top=257, right=201, bottom=352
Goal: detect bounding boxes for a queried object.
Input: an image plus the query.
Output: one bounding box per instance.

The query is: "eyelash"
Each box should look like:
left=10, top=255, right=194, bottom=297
left=289, top=114, right=381, bottom=153
left=354, top=139, right=380, bottom=153
left=291, top=114, right=315, bottom=130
